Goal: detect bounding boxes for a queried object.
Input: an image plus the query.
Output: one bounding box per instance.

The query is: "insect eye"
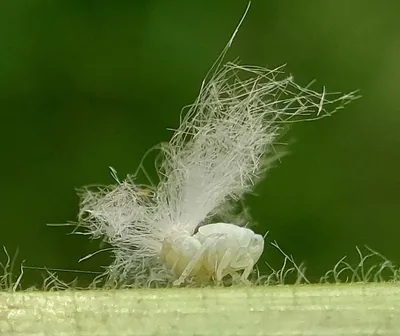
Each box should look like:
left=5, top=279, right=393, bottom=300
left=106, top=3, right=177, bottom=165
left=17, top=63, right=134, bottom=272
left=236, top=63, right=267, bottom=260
left=249, top=234, right=264, bottom=256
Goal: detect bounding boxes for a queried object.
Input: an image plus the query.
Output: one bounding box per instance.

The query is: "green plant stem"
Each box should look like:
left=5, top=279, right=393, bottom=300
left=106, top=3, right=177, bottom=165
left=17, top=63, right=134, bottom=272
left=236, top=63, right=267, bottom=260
left=1, top=283, right=399, bottom=335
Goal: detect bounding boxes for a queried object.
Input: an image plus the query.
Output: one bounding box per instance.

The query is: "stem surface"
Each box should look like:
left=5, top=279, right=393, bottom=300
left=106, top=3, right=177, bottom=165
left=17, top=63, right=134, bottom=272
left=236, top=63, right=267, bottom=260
left=1, top=283, right=399, bottom=335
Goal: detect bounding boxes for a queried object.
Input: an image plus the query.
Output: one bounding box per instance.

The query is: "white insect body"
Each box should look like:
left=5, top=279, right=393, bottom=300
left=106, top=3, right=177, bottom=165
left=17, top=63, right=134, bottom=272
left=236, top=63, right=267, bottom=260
left=160, top=223, right=264, bottom=286
left=194, top=224, right=264, bottom=283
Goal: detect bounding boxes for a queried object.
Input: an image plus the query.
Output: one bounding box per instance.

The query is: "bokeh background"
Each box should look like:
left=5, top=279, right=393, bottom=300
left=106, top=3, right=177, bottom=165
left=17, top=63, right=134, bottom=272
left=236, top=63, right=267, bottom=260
left=1, top=0, right=399, bottom=286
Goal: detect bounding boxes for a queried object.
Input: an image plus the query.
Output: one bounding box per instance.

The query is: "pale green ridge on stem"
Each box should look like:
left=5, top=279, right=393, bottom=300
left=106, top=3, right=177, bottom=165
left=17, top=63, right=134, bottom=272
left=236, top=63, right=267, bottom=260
left=1, top=283, right=400, bottom=336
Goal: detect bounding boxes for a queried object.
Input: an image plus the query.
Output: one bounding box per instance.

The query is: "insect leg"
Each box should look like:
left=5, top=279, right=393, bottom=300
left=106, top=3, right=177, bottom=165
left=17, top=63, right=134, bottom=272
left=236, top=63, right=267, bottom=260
left=214, top=248, right=233, bottom=282
left=239, top=258, right=255, bottom=283
left=227, top=251, right=255, bottom=284
left=173, top=234, right=222, bottom=286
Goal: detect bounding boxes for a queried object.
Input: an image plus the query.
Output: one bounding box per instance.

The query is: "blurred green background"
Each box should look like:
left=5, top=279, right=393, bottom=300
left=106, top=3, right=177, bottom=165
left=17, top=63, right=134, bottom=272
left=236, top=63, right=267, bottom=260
left=1, top=0, right=399, bottom=286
